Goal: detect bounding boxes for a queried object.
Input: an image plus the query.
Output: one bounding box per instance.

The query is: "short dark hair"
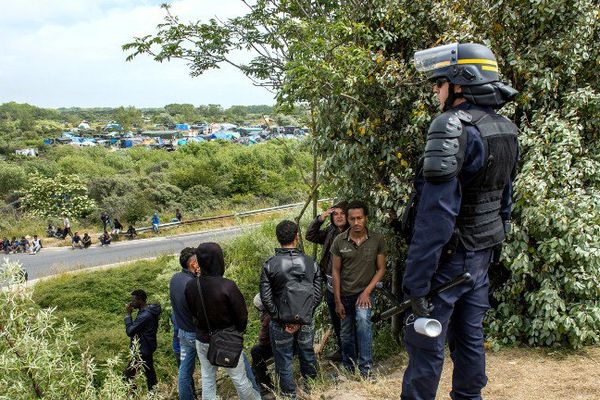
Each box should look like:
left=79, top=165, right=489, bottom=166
left=131, top=289, right=147, bottom=302
left=276, top=220, right=299, bottom=246
left=179, top=247, right=196, bottom=269
left=347, top=200, right=369, bottom=217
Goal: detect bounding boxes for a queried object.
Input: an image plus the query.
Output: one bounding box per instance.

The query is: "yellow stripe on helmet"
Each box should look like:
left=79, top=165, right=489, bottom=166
left=481, top=65, right=499, bottom=72
left=457, top=58, right=498, bottom=66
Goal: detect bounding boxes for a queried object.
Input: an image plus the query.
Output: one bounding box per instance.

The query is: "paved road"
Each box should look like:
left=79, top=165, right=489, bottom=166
left=3, top=225, right=255, bottom=281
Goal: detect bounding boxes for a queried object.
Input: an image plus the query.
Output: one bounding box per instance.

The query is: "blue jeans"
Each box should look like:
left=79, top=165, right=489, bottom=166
left=339, top=293, right=374, bottom=375
left=401, top=248, right=492, bottom=400
left=270, top=321, right=317, bottom=398
left=178, top=330, right=197, bottom=400
left=196, top=341, right=260, bottom=400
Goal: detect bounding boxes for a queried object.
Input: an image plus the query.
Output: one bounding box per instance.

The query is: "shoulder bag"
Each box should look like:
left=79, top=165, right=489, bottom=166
left=196, top=278, right=244, bottom=368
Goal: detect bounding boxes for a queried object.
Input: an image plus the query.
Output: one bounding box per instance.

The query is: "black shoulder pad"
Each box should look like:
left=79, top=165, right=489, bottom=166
left=423, top=111, right=467, bottom=182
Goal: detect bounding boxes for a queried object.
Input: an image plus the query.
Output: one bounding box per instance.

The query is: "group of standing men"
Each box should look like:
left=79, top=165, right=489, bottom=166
left=122, top=41, right=519, bottom=400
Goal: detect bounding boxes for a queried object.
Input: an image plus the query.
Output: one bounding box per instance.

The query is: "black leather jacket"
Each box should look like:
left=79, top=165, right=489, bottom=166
left=259, top=248, right=322, bottom=325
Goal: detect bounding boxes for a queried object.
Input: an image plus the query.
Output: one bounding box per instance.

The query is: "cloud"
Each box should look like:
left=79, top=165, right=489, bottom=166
left=0, top=0, right=274, bottom=108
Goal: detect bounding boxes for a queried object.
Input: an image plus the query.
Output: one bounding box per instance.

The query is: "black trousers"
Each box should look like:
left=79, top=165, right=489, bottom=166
left=123, top=352, right=158, bottom=391
left=251, top=343, right=273, bottom=392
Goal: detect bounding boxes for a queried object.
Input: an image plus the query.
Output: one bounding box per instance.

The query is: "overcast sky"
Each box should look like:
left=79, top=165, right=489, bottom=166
left=0, top=0, right=275, bottom=108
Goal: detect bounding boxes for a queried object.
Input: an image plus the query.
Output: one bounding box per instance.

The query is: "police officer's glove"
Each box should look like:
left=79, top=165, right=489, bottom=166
left=410, top=297, right=434, bottom=318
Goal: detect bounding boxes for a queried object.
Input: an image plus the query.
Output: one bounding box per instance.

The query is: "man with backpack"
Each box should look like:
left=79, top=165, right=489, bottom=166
left=259, top=220, right=322, bottom=398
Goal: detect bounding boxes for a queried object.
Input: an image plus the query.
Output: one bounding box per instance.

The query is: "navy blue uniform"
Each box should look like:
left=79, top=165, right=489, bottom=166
left=401, top=103, right=516, bottom=400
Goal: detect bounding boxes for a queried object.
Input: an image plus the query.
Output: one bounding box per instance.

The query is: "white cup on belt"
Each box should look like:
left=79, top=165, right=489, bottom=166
left=414, top=318, right=442, bottom=337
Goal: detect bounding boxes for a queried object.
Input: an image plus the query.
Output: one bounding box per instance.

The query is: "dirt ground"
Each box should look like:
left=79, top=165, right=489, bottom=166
left=315, top=346, right=600, bottom=400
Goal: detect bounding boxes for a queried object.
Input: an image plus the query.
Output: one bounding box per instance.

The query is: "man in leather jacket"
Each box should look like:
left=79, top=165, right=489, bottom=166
left=259, top=220, right=321, bottom=398
left=401, top=43, right=519, bottom=400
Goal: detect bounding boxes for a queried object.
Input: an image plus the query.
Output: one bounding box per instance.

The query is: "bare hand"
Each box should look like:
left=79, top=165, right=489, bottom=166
left=125, top=303, right=133, bottom=314
left=356, top=291, right=372, bottom=309
left=335, top=301, right=346, bottom=320
left=285, top=324, right=300, bottom=334
left=319, top=208, right=334, bottom=222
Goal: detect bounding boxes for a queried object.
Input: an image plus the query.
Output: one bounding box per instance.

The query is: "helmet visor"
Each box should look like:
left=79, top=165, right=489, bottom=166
left=414, top=43, right=458, bottom=72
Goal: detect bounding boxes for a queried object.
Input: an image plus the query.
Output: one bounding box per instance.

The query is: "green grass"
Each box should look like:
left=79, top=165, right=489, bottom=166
left=32, top=255, right=178, bottom=386
left=29, top=213, right=400, bottom=396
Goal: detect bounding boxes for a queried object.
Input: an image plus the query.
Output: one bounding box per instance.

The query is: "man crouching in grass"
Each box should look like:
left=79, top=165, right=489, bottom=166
left=259, top=220, right=322, bottom=398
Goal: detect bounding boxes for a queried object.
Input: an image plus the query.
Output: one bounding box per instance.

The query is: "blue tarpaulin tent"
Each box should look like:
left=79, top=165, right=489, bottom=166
left=175, top=123, right=190, bottom=131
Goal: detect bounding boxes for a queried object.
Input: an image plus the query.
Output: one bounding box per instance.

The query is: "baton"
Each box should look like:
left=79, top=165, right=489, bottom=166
left=371, top=272, right=472, bottom=323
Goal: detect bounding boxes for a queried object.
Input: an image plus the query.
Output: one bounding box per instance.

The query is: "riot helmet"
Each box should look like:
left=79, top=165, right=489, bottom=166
left=414, top=43, right=518, bottom=109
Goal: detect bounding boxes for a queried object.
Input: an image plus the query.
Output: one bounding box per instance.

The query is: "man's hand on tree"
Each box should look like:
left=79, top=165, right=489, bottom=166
left=410, top=297, right=433, bottom=317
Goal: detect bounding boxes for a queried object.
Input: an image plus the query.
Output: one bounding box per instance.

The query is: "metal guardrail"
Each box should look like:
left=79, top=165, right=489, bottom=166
left=135, top=199, right=332, bottom=233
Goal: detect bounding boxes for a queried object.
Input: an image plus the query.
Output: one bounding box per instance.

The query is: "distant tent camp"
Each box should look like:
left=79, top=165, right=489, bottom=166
left=142, top=130, right=182, bottom=139
left=208, top=131, right=240, bottom=140
left=104, top=122, right=123, bottom=132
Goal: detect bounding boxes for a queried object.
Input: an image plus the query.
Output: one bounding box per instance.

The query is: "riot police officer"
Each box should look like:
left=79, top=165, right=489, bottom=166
left=400, top=43, right=519, bottom=400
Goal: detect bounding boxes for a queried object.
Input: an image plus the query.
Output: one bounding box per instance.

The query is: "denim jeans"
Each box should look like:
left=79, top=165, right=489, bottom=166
left=339, top=293, right=374, bottom=375
left=196, top=341, right=260, bottom=400
left=178, top=330, right=197, bottom=400
left=270, top=321, right=317, bottom=398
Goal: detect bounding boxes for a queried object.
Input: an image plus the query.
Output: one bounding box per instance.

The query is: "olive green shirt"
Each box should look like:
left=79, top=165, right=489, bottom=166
left=330, top=229, right=387, bottom=295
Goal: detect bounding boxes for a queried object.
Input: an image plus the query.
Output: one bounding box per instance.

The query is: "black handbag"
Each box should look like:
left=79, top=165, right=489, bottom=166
left=196, top=278, right=244, bottom=368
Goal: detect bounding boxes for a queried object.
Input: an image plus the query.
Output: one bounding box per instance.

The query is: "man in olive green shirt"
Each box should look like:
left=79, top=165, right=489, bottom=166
left=331, top=200, right=386, bottom=377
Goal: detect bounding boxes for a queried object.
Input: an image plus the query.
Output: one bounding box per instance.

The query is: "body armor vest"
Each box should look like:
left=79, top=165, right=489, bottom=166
left=454, top=108, right=518, bottom=251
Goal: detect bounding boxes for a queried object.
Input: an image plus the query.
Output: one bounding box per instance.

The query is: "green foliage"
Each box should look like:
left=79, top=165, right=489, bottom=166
left=125, top=0, right=600, bottom=348
left=2, top=139, right=311, bottom=237
left=0, top=260, right=160, bottom=399
left=115, top=106, right=143, bottom=130
left=0, top=161, right=27, bottom=200
left=20, top=173, right=96, bottom=219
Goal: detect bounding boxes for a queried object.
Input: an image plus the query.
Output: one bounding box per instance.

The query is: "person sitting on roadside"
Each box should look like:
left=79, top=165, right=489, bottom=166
left=185, top=242, right=260, bottom=400
left=9, top=237, right=18, bottom=253
left=0, top=238, right=5, bottom=253
left=30, top=235, right=42, bottom=255
left=19, top=237, right=30, bottom=253
left=151, top=211, right=160, bottom=233
left=99, top=230, right=112, bottom=246
left=47, top=223, right=58, bottom=238
left=112, top=218, right=123, bottom=235
left=126, top=225, right=137, bottom=240
left=72, top=232, right=84, bottom=249
left=175, top=208, right=183, bottom=222
left=82, top=233, right=92, bottom=248
left=250, top=293, right=274, bottom=397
